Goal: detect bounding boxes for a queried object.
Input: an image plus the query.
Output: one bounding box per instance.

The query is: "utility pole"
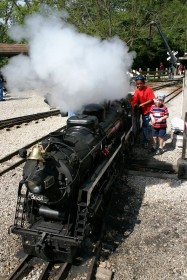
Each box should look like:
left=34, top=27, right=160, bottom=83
left=179, top=55, right=187, bottom=120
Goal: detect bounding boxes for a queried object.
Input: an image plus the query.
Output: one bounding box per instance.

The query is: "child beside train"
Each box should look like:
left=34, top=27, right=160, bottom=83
left=150, top=93, right=169, bottom=155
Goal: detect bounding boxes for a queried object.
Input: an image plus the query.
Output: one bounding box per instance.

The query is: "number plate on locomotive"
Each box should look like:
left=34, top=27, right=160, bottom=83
left=30, top=194, right=44, bottom=201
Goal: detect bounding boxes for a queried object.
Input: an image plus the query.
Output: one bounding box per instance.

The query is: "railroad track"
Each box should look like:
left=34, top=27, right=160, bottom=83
left=7, top=206, right=113, bottom=280
left=165, top=86, right=182, bottom=103
left=7, top=244, right=107, bottom=280
left=151, top=79, right=183, bottom=103
left=150, top=78, right=182, bottom=91
left=7, top=163, right=116, bottom=280
left=0, top=126, right=64, bottom=176
left=8, top=254, right=71, bottom=280
left=0, top=109, right=62, bottom=130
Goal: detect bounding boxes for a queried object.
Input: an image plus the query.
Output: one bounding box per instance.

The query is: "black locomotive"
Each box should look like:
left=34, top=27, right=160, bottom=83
left=9, top=99, right=140, bottom=262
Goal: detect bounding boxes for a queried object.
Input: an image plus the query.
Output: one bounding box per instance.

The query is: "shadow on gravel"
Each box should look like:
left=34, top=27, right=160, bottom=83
left=129, top=127, right=182, bottom=177
left=101, top=129, right=183, bottom=260
left=102, top=175, right=145, bottom=259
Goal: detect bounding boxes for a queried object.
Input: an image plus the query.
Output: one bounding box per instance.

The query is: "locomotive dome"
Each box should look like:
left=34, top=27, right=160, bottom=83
left=83, top=103, right=105, bottom=122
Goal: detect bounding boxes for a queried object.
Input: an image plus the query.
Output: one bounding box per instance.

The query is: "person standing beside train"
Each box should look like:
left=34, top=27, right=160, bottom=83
left=0, top=71, right=5, bottom=101
left=150, top=94, right=169, bottom=155
left=131, top=75, right=155, bottom=149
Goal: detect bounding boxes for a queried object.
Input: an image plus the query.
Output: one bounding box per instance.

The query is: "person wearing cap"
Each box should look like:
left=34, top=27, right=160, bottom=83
left=150, top=94, right=169, bottom=155
left=131, top=75, right=155, bottom=149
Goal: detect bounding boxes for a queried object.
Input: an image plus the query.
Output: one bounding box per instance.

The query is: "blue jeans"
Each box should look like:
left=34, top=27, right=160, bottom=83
left=142, top=113, right=150, bottom=143
left=0, top=81, right=3, bottom=100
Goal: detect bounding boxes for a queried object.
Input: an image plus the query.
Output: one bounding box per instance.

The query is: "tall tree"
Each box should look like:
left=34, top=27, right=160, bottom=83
left=0, top=0, right=186, bottom=69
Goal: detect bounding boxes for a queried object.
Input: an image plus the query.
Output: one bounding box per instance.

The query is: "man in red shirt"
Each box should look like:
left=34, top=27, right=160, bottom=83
left=131, top=75, right=155, bottom=149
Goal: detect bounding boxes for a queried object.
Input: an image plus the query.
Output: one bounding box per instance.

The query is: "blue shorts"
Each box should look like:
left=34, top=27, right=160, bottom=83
left=152, top=127, right=166, bottom=138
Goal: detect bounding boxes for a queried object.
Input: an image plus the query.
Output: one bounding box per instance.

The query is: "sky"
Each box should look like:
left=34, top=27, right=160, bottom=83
left=2, top=6, right=136, bottom=113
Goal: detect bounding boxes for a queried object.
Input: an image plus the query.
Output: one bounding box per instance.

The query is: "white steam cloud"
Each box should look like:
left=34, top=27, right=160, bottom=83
left=2, top=7, right=136, bottom=112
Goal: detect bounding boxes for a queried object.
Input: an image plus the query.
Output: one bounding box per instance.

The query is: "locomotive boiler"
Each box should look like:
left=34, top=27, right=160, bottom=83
left=9, top=99, right=139, bottom=262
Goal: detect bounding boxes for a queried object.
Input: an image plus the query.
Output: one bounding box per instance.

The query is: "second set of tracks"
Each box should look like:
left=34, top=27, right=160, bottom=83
left=0, top=109, right=61, bottom=130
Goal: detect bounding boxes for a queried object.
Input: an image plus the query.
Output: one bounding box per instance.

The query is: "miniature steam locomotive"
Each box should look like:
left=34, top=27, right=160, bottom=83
left=9, top=99, right=140, bottom=262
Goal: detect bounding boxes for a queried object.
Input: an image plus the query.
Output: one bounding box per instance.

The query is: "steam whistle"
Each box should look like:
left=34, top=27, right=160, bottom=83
left=27, top=144, right=45, bottom=162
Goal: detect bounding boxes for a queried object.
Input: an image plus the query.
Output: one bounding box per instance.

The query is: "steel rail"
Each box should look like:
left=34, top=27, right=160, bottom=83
left=8, top=255, right=70, bottom=280
left=37, top=262, right=52, bottom=280
left=0, top=109, right=62, bottom=130
left=152, top=80, right=182, bottom=92
left=8, top=254, right=33, bottom=280
left=0, top=126, right=64, bottom=176
left=54, top=262, right=71, bottom=280
left=165, top=88, right=182, bottom=103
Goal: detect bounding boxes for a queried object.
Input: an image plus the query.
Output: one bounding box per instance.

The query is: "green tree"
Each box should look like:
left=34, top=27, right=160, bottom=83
left=0, top=0, right=186, bottom=69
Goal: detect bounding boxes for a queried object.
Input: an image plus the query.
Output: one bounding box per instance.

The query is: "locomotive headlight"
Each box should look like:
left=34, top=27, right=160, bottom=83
left=27, top=180, right=42, bottom=194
